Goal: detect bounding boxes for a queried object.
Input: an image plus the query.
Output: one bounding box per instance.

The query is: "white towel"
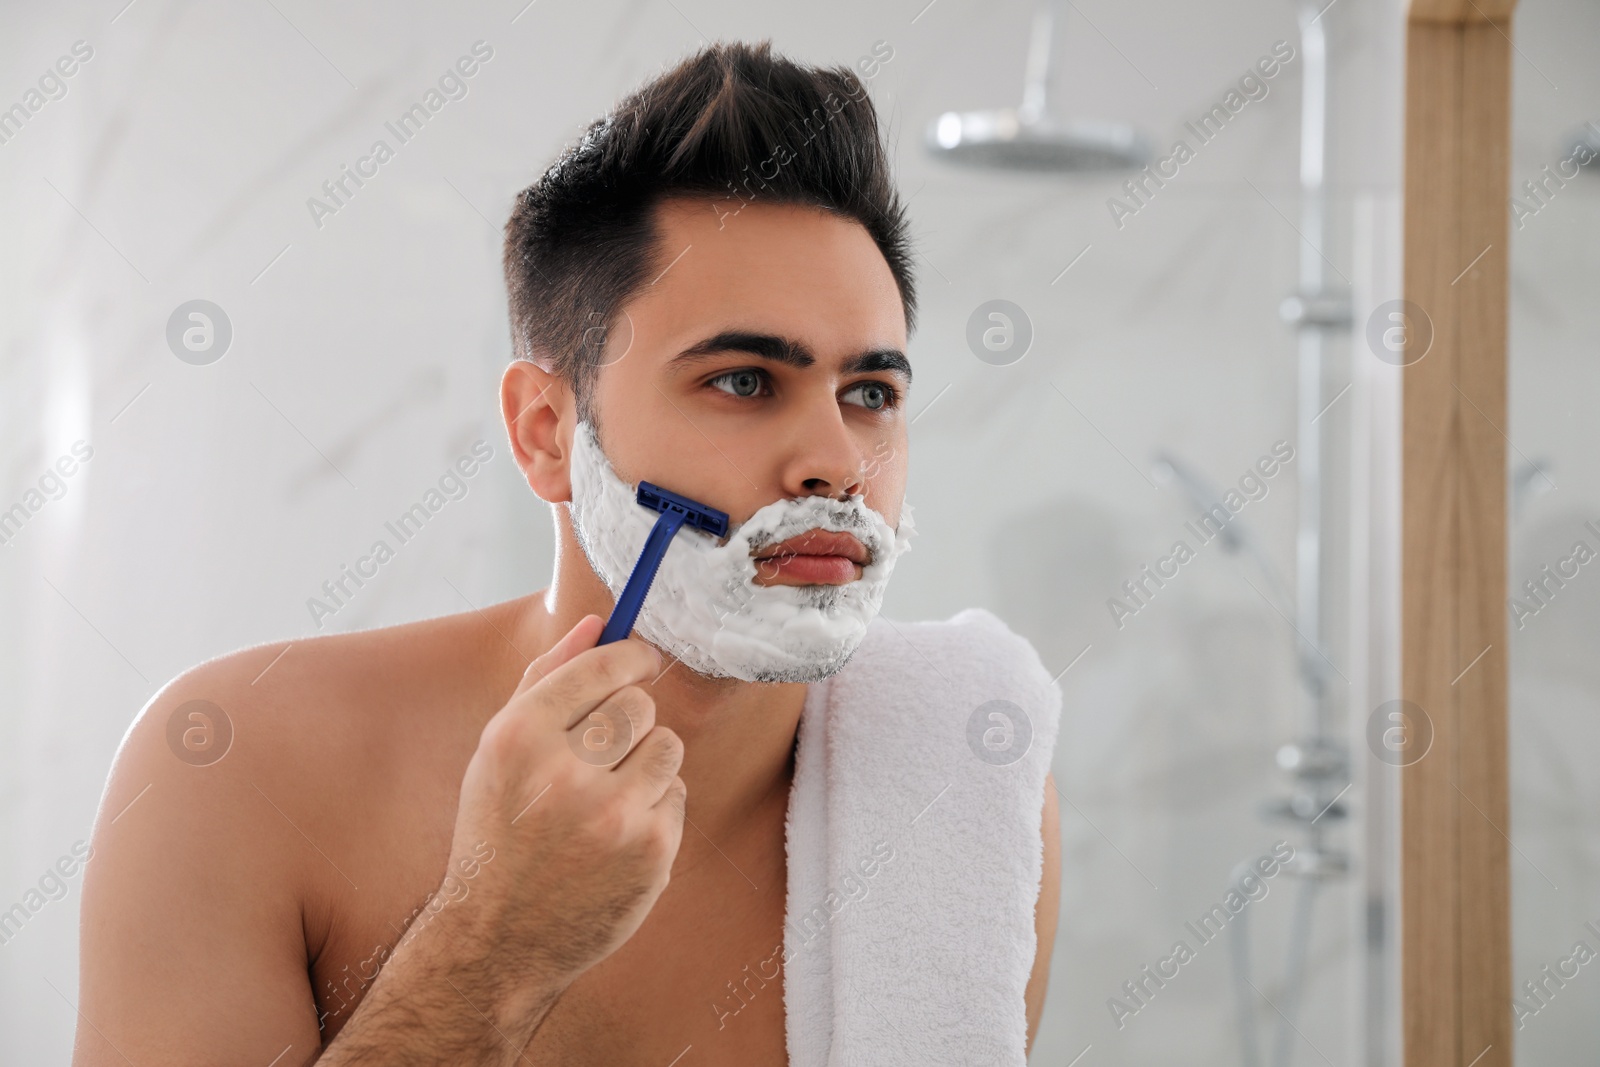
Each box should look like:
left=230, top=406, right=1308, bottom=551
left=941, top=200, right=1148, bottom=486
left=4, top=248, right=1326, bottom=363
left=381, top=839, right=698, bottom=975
left=783, top=607, right=1064, bottom=1066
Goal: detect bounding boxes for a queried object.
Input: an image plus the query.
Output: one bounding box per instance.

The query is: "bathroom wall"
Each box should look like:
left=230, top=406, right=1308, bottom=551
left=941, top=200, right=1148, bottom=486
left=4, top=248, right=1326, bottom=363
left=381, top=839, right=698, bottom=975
left=0, top=0, right=1405, bottom=1063
left=1506, top=0, right=1600, bottom=1060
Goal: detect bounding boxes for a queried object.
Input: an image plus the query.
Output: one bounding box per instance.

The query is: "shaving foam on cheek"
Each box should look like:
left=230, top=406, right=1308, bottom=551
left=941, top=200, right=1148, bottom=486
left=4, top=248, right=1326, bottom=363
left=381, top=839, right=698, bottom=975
left=566, top=420, right=915, bottom=683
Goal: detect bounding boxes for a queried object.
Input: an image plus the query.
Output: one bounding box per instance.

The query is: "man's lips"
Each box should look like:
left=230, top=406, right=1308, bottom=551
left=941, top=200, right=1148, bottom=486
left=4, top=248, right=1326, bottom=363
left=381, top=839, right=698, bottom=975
left=754, top=529, right=870, bottom=564
left=752, top=529, right=870, bottom=585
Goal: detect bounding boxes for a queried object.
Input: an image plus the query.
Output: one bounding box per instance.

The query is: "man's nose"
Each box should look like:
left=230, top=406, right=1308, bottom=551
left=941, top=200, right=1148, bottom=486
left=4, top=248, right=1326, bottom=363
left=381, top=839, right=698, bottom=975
left=780, top=396, right=865, bottom=500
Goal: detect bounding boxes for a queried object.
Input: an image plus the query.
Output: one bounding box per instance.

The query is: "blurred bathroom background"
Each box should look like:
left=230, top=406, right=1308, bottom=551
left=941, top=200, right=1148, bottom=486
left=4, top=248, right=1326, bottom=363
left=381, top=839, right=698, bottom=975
left=1504, top=0, right=1600, bottom=1061
left=0, top=0, right=1592, bottom=1063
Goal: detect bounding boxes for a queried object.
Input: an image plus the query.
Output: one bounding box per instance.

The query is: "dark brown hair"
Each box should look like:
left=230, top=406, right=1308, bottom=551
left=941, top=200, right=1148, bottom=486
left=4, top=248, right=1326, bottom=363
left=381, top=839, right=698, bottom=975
left=502, top=40, right=916, bottom=422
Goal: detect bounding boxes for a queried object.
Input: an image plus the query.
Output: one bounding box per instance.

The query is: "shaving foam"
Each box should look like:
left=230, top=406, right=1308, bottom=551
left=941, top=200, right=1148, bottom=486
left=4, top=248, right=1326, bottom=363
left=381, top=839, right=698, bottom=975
left=566, top=419, right=914, bottom=682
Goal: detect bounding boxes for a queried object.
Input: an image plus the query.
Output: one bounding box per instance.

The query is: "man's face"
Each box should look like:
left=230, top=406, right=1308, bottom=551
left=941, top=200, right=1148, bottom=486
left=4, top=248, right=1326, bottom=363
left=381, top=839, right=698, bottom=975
left=585, top=197, right=911, bottom=588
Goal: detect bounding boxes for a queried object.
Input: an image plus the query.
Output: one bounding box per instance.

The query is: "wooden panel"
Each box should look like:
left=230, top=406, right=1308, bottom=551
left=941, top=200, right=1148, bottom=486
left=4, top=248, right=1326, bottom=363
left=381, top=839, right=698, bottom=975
left=1401, top=20, right=1463, bottom=1066
left=1454, top=19, right=1513, bottom=1067
left=1401, top=6, right=1514, bottom=1067
left=1409, top=0, right=1516, bottom=22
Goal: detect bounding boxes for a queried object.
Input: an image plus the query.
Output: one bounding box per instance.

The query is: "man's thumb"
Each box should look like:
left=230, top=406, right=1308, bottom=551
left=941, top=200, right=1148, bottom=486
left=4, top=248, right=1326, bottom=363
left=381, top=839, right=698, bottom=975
left=512, top=614, right=603, bottom=698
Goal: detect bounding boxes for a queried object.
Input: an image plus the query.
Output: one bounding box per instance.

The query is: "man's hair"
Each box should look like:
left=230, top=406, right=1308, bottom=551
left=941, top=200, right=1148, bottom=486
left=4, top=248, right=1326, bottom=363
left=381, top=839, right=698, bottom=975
left=502, top=40, right=916, bottom=422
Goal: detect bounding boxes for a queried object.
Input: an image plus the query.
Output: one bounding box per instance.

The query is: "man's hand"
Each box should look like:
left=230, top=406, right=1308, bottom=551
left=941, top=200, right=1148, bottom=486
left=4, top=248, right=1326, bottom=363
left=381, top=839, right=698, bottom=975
left=321, top=614, right=687, bottom=1060
left=442, top=614, right=688, bottom=1006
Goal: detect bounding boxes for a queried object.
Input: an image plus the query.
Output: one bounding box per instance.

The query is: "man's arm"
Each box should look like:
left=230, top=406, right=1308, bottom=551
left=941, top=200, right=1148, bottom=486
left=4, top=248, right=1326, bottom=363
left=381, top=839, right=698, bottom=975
left=1025, top=771, right=1062, bottom=1056
left=75, top=667, right=326, bottom=1066
left=75, top=615, right=685, bottom=1066
left=76, top=676, right=568, bottom=1067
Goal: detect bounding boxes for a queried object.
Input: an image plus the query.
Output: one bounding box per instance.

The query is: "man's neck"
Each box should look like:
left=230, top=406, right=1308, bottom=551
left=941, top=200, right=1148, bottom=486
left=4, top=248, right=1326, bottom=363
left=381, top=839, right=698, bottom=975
left=503, top=528, right=807, bottom=870
left=640, top=655, right=807, bottom=861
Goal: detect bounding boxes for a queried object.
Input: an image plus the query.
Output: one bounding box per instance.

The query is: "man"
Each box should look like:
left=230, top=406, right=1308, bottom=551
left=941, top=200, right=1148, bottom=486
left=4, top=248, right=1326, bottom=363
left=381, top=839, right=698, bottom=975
left=76, top=41, right=1061, bottom=1065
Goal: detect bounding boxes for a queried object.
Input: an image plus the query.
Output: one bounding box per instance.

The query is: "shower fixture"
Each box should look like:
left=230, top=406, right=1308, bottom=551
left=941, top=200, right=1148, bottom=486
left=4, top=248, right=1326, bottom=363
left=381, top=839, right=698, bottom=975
left=1145, top=4, right=1359, bottom=1064
left=924, top=0, right=1151, bottom=172
left=1151, top=452, right=1295, bottom=616
left=1237, top=7, right=1359, bottom=1067
left=1512, top=457, right=1556, bottom=520
left=1569, top=121, right=1600, bottom=173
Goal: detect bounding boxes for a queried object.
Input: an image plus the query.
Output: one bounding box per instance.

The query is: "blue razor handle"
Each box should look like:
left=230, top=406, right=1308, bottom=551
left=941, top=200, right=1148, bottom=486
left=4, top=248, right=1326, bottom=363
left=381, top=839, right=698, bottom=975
left=598, top=481, right=730, bottom=646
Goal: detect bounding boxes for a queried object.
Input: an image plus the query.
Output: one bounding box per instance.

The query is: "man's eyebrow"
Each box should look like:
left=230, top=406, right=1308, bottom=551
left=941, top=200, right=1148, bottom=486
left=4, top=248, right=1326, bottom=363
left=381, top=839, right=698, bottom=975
left=669, top=331, right=912, bottom=383
left=671, top=331, right=813, bottom=369
left=843, top=348, right=913, bottom=383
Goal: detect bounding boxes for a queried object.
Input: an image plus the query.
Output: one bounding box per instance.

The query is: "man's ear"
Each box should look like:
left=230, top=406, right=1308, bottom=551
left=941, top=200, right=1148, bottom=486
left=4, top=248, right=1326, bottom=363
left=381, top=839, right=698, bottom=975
left=500, top=358, right=575, bottom=503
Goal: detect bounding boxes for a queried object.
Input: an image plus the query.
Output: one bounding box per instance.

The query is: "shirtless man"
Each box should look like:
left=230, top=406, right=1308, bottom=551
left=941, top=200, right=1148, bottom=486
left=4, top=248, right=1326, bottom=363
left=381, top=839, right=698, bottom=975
left=75, top=41, right=1061, bottom=1065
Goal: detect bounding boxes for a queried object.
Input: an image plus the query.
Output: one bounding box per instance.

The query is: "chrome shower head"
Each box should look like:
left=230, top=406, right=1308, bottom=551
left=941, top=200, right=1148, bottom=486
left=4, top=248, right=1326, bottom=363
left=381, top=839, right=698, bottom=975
left=925, top=1, right=1151, bottom=173
left=927, top=111, right=1151, bottom=172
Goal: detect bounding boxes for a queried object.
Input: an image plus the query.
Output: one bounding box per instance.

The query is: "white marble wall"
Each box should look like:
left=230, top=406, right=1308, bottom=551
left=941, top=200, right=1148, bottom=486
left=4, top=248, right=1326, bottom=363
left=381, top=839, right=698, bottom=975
left=0, top=0, right=1418, bottom=1063
left=1506, top=0, right=1600, bottom=1061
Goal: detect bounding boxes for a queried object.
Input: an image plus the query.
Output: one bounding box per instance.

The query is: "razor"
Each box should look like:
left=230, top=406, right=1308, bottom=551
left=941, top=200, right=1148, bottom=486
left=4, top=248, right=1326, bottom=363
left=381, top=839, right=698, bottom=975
left=597, top=481, right=730, bottom=646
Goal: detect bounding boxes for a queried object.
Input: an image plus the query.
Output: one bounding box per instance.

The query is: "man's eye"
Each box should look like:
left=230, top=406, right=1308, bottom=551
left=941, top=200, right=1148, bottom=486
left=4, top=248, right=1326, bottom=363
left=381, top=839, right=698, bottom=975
left=842, top=381, right=897, bottom=411
left=709, top=369, right=765, bottom=397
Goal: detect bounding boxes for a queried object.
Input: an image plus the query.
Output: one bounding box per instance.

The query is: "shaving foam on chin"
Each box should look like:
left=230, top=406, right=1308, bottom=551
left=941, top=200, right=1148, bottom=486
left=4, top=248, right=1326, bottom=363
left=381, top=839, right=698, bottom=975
left=566, top=419, right=914, bottom=683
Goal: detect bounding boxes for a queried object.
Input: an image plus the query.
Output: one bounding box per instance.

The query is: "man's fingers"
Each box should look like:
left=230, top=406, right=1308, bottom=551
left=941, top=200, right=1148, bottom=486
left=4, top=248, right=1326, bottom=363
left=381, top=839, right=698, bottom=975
left=524, top=639, right=663, bottom=732
left=652, top=775, right=689, bottom=821
left=620, top=726, right=685, bottom=800
left=565, top=686, right=655, bottom=768
left=513, top=614, right=603, bottom=699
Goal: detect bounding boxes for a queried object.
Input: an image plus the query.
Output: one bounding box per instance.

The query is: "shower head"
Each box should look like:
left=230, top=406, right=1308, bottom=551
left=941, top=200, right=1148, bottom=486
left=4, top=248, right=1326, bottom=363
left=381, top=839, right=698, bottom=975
left=925, top=1, right=1151, bottom=173
left=927, top=111, right=1151, bottom=172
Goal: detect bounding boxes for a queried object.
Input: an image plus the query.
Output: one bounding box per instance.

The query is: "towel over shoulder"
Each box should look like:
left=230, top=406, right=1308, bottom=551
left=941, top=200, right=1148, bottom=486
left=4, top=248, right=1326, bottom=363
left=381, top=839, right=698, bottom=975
left=783, top=607, right=1063, bottom=1066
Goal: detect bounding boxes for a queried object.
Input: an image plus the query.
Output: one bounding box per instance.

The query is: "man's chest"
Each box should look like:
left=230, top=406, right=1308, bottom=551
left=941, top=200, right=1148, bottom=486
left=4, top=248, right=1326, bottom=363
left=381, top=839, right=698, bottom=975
left=308, top=782, right=794, bottom=1064
left=523, top=857, right=792, bottom=1065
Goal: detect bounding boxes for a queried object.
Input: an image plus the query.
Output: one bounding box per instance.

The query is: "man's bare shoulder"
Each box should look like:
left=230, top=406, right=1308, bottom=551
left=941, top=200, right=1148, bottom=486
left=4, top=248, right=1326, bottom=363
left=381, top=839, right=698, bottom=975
left=101, top=596, right=540, bottom=857
left=76, top=599, right=549, bottom=1064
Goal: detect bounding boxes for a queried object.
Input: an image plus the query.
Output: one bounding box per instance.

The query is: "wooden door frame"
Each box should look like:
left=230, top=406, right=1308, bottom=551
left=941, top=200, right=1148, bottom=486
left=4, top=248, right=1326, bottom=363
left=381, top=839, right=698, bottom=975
left=1401, top=1, right=1516, bottom=1064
